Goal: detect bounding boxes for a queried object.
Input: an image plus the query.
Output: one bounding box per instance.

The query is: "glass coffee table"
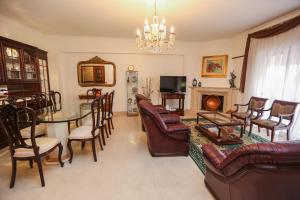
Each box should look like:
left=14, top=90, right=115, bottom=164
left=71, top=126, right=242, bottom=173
left=196, top=111, right=244, bottom=145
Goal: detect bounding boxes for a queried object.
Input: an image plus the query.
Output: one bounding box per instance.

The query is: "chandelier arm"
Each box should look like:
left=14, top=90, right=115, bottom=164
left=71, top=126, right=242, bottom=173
left=154, top=0, right=157, bottom=16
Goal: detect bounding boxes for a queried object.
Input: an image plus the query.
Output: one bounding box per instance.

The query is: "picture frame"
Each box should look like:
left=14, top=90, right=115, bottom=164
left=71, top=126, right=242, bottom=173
left=201, top=55, right=228, bottom=78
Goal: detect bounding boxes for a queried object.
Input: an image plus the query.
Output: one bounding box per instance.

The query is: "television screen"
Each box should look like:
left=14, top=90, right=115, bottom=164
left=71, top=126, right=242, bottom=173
left=160, top=76, right=186, bottom=93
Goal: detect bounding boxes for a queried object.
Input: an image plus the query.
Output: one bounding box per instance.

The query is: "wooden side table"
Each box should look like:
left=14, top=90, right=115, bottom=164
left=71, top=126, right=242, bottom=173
left=161, top=93, right=185, bottom=116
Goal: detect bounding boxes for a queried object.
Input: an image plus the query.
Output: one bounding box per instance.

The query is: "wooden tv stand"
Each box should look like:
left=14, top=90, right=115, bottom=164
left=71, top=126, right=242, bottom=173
left=161, top=93, right=185, bottom=116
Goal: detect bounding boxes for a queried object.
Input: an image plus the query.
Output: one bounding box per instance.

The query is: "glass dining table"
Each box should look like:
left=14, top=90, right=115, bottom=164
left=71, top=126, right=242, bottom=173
left=35, top=104, right=91, bottom=162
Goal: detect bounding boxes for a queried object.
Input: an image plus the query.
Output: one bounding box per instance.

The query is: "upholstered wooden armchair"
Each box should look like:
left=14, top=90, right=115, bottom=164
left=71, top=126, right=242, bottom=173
left=0, top=104, right=64, bottom=188
left=231, top=96, right=268, bottom=134
left=249, top=100, right=299, bottom=142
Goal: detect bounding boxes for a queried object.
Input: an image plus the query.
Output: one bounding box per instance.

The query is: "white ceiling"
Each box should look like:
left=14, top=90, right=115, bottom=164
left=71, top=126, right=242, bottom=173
left=0, top=0, right=299, bottom=41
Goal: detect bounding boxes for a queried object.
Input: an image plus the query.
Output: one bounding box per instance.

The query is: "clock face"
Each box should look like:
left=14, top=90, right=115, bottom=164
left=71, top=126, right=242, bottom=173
left=128, top=65, right=134, bottom=71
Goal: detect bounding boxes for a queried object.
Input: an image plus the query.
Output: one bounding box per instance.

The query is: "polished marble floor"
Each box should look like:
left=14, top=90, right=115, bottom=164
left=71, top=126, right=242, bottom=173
left=0, top=113, right=214, bottom=200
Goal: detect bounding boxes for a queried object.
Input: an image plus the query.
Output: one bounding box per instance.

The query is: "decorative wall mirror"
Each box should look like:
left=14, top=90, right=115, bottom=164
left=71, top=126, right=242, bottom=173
left=77, top=56, right=116, bottom=87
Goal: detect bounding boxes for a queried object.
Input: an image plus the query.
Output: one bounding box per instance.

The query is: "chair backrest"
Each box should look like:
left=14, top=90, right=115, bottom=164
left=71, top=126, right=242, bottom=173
left=0, top=104, right=39, bottom=156
left=138, top=100, right=167, bottom=131
left=135, top=94, right=150, bottom=104
left=49, top=91, right=62, bottom=111
left=107, top=90, right=115, bottom=115
left=270, top=100, right=299, bottom=120
left=1, top=96, right=27, bottom=108
left=90, top=97, right=102, bottom=135
left=248, top=96, right=268, bottom=111
left=49, top=91, right=61, bottom=105
left=31, top=93, right=48, bottom=109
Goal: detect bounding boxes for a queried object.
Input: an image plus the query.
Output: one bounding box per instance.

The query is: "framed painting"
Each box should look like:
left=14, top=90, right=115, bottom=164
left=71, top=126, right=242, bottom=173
left=201, top=55, right=228, bottom=78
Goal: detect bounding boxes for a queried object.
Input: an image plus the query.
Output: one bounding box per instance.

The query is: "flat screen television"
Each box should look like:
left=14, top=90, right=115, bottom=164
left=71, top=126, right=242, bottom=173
left=160, top=76, right=186, bottom=93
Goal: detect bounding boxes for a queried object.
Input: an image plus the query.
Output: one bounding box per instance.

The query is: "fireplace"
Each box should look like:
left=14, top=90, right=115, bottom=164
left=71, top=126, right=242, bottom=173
left=202, top=95, right=224, bottom=111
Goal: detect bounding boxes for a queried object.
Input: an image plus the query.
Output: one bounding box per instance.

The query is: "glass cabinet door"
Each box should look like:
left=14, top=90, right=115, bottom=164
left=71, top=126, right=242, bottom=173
left=23, top=51, right=38, bottom=80
left=4, top=47, right=22, bottom=80
left=39, top=58, right=49, bottom=93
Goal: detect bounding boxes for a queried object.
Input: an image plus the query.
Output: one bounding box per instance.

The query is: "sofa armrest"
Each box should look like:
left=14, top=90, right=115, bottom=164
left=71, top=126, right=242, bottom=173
left=160, top=114, right=180, bottom=124
left=202, top=144, right=227, bottom=169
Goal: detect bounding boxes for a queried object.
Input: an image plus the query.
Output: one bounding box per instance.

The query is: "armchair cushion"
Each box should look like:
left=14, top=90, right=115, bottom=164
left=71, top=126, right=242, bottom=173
left=251, top=119, right=285, bottom=128
left=69, top=126, right=99, bottom=140
left=166, top=123, right=190, bottom=141
left=14, top=137, right=60, bottom=158
left=231, top=112, right=250, bottom=119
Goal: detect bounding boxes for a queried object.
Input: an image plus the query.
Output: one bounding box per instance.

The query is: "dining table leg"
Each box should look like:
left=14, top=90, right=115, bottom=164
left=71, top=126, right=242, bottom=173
left=45, top=122, right=70, bottom=163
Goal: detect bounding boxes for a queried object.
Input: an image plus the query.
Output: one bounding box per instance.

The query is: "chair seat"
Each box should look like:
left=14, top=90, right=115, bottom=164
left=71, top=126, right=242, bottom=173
left=69, top=126, right=99, bottom=140
left=20, top=124, right=46, bottom=139
left=251, top=119, right=285, bottom=128
left=14, top=137, right=60, bottom=158
left=232, top=112, right=251, bottom=119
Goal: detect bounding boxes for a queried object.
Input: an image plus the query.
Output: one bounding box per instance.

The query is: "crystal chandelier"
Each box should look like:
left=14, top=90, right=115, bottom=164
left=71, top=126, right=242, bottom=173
left=136, top=0, right=175, bottom=53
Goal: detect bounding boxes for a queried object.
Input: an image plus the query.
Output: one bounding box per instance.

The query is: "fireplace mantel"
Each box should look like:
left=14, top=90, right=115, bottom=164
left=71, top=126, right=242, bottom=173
left=190, top=87, right=239, bottom=112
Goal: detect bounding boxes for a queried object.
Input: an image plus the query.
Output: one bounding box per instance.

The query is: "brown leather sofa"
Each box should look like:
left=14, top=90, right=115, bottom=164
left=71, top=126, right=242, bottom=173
left=138, top=100, right=190, bottom=156
left=202, top=141, right=300, bottom=200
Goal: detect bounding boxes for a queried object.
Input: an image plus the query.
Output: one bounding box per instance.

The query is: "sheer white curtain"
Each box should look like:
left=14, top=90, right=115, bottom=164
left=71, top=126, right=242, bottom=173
left=244, top=25, right=300, bottom=139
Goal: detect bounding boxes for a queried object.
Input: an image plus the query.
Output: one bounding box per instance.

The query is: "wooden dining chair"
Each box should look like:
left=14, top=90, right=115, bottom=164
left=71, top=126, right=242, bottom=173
left=249, top=100, right=299, bottom=142
left=67, top=96, right=104, bottom=163
left=0, top=104, right=64, bottom=188
left=104, top=90, right=115, bottom=135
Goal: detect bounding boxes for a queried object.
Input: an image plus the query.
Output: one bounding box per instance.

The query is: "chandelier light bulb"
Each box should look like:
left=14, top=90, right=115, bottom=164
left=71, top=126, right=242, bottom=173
left=135, top=0, right=175, bottom=53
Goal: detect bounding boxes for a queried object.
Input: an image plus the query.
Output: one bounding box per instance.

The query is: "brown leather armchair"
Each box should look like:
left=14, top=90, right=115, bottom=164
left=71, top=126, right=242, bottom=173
left=202, top=141, right=300, bottom=200
left=136, top=94, right=180, bottom=131
left=135, top=94, right=169, bottom=114
left=138, top=100, right=190, bottom=156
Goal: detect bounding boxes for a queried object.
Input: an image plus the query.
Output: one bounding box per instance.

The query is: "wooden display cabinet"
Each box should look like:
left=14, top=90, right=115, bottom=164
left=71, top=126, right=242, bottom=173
left=0, top=36, right=50, bottom=96
left=0, top=36, right=51, bottom=149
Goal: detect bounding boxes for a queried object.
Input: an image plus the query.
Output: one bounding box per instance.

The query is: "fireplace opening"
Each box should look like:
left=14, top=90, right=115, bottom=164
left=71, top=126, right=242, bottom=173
left=202, top=95, right=224, bottom=111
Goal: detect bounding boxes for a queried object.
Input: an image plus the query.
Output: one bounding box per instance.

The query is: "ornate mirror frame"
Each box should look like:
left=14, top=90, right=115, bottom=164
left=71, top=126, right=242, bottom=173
left=77, top=56, right=116, bottom=87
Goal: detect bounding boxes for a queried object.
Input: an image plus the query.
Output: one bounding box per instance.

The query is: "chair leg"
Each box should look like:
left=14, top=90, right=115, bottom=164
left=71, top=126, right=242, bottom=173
left=105, top=124, right=109, bottom=138
left=81, top=142, right=86, bottom=150
left=36, top=158, right=45, bottom=187
left=267, top=129, right=270, bottom=136
left=67, top=140, right=73, bottom=163
left=287, top=129, right=290, bottom=141
left=142, top=123, right=145, bottom=132
left=75, top=120, right=79, bottom=127
left=58, top=143, right=64, bottom=167
left=107, top=119, right=112, bottom=135
left=67, top=122, right=71, bottom=134
left=98, top=135, right=103, bottom=150
left=10, top=159, right=17, bottom=188
left=249, top=123, right=253, bottom=136
left=110, top=118, right=114, bottom=129
left=258, top=127, right=261, bottom=133
left=271, top=130, right=275, bottom=142
left=29, top=159, right=33, bottom=168
left=91, top=139, right=97, bottom=162
left=101, top=126, right=106, bottom=146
